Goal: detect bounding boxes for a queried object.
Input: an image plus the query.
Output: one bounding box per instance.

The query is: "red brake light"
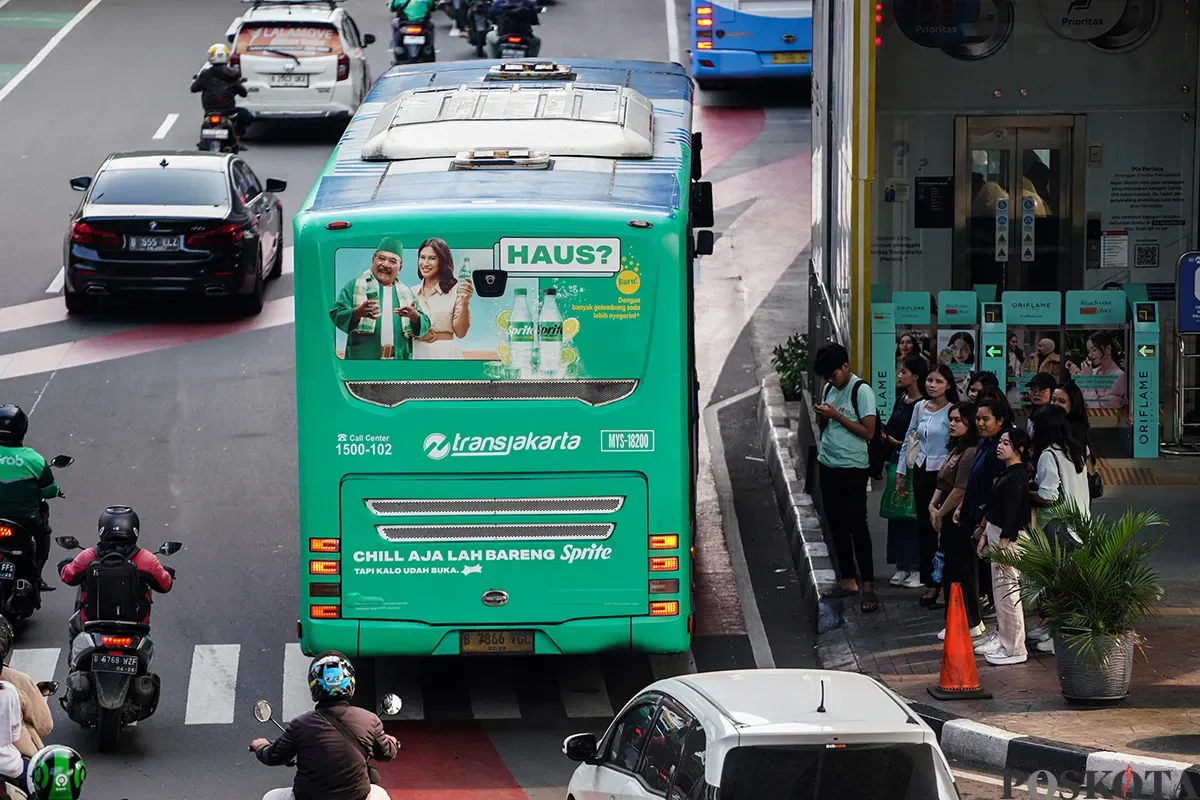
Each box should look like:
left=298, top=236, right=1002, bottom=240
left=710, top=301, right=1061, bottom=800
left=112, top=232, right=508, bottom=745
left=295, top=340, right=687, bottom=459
left=186, top=223, right=245, bottom=248
left=506, top=35, right=522, bottom=43
left=697, top=18, right=713, bottom=26
left=336, top=53, right=349, bottom=81
left=71, top=222, right=120, bottom=247
left=697, top=41, right=713, bottom=49
left=697, top=5, right=712, bottom=13
left=0, top=526, right=11, bottom=538
left=403, top=26, right=423, bottom=33
left=230, top=52, right=240, bottom=68
left=101, top=636, right=133, bottom=647
left=207, top=114, right=223, bottom=125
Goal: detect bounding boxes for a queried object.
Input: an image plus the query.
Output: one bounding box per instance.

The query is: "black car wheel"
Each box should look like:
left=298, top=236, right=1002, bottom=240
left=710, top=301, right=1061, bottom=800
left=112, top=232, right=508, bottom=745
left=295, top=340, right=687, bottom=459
left=267, top=236, right=284, bottom=280
left=64, top=292, right=98, bottom=315
left=238, top=257, right=265, bottom=316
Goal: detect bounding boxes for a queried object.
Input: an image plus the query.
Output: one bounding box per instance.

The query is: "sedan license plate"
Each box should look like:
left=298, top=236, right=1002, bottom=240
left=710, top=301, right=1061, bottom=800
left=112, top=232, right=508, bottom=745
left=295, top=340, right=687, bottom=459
left=460, top=630, right=534, bottom=654
left=771, top=52, right=810, bottom=64
left=403, top=35, right=426, bottom=45
left=91, top=653, right=138, bottom=675
left=201, top=128, right=230, bottom=140
left=269, top=73, right=309, bottom=87
left=0, top=562, right=14, bottom=581
left=129, top=235, right=180, bottom=252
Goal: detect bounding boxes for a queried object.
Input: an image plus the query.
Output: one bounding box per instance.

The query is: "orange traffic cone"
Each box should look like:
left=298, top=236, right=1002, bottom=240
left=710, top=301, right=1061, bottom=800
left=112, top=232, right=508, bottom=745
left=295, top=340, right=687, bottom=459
left=928, top=582, right=992, bottom=700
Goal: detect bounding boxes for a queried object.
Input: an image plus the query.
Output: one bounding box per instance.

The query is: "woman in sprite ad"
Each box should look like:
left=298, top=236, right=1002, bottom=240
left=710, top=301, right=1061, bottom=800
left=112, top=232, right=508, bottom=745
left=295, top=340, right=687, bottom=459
left=329, top=236, right=591, bottom=379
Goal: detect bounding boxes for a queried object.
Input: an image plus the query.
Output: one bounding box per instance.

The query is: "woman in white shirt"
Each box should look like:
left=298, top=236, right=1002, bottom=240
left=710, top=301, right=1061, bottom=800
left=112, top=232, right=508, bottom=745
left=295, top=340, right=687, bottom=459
left=411, top=238, right=474, bottom=360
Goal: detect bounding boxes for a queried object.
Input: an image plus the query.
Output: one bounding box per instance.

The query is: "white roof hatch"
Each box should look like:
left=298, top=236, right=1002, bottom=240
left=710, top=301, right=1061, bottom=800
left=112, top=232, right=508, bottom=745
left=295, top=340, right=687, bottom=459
left=360, top=83, right=655, bottom=161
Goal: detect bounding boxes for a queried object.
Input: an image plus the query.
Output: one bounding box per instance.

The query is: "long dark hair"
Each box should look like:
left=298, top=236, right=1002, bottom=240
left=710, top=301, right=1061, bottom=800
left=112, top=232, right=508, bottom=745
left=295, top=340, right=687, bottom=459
left=1031, top=404, right=1085, bottom=473
left=1055, top=380, right=1088, bottom=427
left=902, top=354, right=929, bottom=397
left=418, top=237, right=457, bottom=295
left=927, top=363, right=961, bottom=405
left=948, top=401, right=979, bottom=453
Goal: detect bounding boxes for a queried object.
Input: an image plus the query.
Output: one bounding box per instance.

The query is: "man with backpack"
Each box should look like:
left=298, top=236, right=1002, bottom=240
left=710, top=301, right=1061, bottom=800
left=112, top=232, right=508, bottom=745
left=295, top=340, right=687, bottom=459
left=57, top=506, right=174, bottom=666
left=812, top=343, right=881, bottom=613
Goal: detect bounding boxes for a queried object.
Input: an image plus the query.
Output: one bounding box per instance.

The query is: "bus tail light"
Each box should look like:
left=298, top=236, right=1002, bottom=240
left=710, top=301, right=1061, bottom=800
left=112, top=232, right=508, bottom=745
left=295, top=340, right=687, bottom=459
left=337, top=54, right=350, bottom=81
left=309, top=560, right=339, bottom=575
left=697, top=41, right=712, bottom=50
left=697, top=18, right=713, bottom=26
left=697, top=5, right=712, bottom=13
left=649, top=556, right=679, bottom=572
left=309, top=538, right=339, bottom=553
left=650, top=601, right=679, bottom=616
left=311, top=604, right=340, bottom=619
left=311, top=582, right=340, bottom=598
left=649, top=534, right=678, bottom=550
left=649, top=579, right=679, bottom=594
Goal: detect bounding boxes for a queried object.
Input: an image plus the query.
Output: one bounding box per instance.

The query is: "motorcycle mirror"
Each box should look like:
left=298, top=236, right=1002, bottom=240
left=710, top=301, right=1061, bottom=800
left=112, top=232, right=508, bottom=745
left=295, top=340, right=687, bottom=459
left=37, top=681, right=58, bottom=697
left=159, top=541, right=183, bottom=555
left=254, top=700, right=273, bottom=723
left=55, top=536, right=80, bottom=550
left=49, top=455, right=73, bottom=468
left=380, top=694, right=402, bottom=716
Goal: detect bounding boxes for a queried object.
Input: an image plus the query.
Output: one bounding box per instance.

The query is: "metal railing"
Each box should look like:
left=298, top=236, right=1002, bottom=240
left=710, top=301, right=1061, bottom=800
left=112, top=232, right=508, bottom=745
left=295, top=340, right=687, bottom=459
left=807, top=259, right=844, bottom=399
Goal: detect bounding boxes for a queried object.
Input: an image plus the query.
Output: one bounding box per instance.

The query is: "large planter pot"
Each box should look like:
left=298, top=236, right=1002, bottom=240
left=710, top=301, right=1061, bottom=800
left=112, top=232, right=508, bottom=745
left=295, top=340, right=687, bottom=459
left=1055, top=629, right=1135, bottom=706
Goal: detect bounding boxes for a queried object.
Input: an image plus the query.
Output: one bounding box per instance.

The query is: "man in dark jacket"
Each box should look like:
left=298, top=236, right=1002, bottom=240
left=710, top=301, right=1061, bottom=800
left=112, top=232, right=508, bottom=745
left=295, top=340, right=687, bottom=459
left=486, top=0, right=541, bottom=58
left=252, top=652, right=398, bottom=800
left=190, top=43, right=249, bottom=139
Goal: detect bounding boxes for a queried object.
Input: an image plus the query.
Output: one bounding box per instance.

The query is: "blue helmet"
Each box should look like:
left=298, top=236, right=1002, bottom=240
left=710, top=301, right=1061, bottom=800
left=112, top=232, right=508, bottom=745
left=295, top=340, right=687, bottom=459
left=308, top=651, right=355, bottom=702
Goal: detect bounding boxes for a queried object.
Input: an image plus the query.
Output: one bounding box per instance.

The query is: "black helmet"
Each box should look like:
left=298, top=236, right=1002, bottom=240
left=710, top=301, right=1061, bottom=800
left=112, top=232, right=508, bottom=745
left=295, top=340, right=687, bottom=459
left=307, top=651, right=355, bottom=702
left=0, top=405, right=28, bottom=447
left=0, top=617, right=13, bottom=667
left=97, top=506, right=139, bottom=545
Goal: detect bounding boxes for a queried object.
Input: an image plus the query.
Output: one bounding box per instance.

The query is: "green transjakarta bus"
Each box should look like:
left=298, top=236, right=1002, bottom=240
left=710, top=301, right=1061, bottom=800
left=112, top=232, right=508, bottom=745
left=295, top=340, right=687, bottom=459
left=293, top=59, right=714, bottom=657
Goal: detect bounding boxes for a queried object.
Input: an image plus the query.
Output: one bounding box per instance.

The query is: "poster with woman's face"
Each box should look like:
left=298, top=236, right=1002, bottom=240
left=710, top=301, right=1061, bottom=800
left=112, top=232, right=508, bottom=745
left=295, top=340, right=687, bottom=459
left=1063, top=329, right=1128, bottom=411
left=1009, top=329, right=1063, bottom=407
left=937, top=329, right=976, bottom=396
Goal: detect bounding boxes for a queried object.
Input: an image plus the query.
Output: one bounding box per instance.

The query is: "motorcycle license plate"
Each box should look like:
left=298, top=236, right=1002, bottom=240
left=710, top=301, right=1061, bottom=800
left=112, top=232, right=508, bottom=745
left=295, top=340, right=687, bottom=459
left=500, top=48, right=525, bottom=58
left=91, top=653, right=138, bottom=675
left=201, top=128, right=230, bottom=140
left=129, top=235, right=180, bottom=252
left=269, top=73, right=309, bottom=88
left=403, top=35, right=426, bottom=45
left=0, top=562, right=14, bottom=580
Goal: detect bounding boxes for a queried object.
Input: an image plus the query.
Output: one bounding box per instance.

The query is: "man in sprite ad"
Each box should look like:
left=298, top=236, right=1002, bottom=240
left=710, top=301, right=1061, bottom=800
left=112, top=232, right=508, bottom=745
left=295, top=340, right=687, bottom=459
left=329, top=237, right=430, bottom=360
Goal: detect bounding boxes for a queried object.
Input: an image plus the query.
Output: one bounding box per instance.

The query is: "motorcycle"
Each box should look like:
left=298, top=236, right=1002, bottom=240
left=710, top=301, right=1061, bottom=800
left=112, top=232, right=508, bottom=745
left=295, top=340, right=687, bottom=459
left=251, top=693, right=403, bottom=800
left=391, top=18, right=436, bottom=64
left=198, top=111, right=241, bottom=154
left=498, top=32, right=534, bottom=59
left=0, top=454, right=72, bottom=626
left=55, top=535, right=182, bottom=753
left=466, top=0, right=491, bottom=57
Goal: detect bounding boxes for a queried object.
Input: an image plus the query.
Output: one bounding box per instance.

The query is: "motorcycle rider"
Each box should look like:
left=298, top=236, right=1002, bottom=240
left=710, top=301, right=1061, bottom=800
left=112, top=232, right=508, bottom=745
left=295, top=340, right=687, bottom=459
left=250, top=651, right=398, bottom=800
left=0, top=619, right=52, bottom=762
left=0, top=405, right=60, bottom=593
left=189, top=43, right=248, bottom=141
left=57, top=506, right=174, bottom=669
left=485, top=0, right=541, bottom=58
left=388, top=0, right=436, bottom=51
left=0, top=679, right=27, bottom=789
left=24, top=745, right=86, bottom=800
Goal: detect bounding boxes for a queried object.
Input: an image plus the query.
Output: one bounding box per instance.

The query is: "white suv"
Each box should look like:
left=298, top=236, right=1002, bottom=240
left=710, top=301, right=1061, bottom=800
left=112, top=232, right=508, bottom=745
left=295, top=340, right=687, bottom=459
left=562, top=669, right=960, bottom=800
left=224, top=0, right=377, bottom=123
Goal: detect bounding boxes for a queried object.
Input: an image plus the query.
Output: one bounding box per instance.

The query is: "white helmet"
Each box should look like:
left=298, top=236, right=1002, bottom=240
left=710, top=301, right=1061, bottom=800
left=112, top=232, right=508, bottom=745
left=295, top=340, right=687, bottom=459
left=207, top=43, right=230, bottom=65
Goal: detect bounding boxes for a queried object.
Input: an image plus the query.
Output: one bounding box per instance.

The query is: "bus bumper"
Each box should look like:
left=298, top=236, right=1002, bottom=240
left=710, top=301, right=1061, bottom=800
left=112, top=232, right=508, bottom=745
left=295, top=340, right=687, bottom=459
left=692, top=50, right=812, bottom=80
left=301, top=617, right=691, bottom=656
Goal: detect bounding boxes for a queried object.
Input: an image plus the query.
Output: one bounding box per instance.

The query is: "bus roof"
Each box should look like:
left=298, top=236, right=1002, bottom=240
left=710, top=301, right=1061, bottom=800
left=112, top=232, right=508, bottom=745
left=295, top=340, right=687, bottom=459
left=304, top=59, right=694, bottom=217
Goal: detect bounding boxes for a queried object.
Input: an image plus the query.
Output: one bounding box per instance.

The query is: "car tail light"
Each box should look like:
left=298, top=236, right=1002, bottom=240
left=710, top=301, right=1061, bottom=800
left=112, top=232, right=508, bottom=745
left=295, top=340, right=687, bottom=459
left=309, top=538, right=339, bottom=553
left=230, top=52, right=240, bottom=69
left=506, top=35, right=522, bottom=43
left=0, top=527, right=11, bottom=538
left=649, top=556, right=679, bottom=572
left=649, top=579, right=679, bottom=594
left=311, top=604, right=339, bottom=619
left=649, top=534, right=678, bottom=550
left=71, top=222, right=121, bottom=247
left=337, top=54, right=349, bottom=81
left=207, top=114, right=224, bottom=126
left=650, top=601, right=679, bottom=616
left=309, top=560, right=339, bottom=575
left=186, top=223, right=244, bottom=248
left=101, top=636, right=133, bottom=647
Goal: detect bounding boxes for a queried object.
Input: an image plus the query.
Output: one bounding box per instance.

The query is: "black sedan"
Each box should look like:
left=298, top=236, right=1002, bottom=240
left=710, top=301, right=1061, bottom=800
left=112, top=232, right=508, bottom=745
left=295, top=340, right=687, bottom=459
left=63, top=150, right=286, bottom=315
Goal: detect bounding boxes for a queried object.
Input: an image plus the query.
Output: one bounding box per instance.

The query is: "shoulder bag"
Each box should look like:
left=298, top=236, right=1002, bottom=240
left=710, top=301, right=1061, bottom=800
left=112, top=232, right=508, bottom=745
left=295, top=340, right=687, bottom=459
left=318, top=708, right=383, bottom=785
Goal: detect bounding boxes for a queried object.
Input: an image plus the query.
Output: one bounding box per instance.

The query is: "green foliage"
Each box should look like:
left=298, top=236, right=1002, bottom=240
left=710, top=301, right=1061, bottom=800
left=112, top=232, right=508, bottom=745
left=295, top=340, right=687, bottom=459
left=987, top=503, right=1166, bottom=669
left=771, top=332, right=809, bottom=402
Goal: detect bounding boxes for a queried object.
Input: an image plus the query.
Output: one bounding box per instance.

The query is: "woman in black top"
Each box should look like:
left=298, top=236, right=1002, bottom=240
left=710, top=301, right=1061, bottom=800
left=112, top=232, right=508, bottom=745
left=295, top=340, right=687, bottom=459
left=883, top=355, right=927, bottom=587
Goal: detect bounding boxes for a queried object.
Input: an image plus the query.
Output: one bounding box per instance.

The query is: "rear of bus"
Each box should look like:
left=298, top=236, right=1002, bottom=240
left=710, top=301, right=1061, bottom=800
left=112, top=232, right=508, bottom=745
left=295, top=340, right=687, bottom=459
left=692, top=0, right=814, bottom=83
left=293, top=61, right=707, bottom=657
left=231, top=14, right=356, bottom=120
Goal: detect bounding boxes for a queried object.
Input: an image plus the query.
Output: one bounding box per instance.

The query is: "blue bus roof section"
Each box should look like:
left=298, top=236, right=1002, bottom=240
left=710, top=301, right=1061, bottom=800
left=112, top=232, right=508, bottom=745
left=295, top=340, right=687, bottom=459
left=305, top=60, right=694, bottom=215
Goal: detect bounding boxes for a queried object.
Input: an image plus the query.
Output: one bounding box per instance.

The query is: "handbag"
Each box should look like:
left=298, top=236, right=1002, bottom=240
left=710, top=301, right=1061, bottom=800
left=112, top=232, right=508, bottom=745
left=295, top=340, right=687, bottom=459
left=318, top=708, right=383, bottom=785
left=1087, top=454, right=1104, bottom=499
left=880, top=463, right=917, bottom=520
left=902, top=402, right=926, bottom=471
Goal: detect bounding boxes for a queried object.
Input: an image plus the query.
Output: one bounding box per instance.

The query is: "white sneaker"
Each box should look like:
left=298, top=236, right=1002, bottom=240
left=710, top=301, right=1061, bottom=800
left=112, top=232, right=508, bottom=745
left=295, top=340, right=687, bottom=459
left=973, top=631, right=1000, bottom=654
left=889, top=570, right=909, bottom=586
left=985, top=649, right=1028, bottom=665
left=1026, top=624, right=1051, bottom=643
left=902, top=573, right=923, bottom=588
left=1035, top=638, right=1055, bottom=654
left=937, top=623, right=986, bottom=641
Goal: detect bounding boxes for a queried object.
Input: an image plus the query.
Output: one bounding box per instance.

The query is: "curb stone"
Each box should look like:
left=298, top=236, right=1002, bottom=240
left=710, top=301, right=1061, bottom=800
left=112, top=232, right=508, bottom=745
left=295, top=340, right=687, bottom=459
left=754, top=375, right=1200, bottom=797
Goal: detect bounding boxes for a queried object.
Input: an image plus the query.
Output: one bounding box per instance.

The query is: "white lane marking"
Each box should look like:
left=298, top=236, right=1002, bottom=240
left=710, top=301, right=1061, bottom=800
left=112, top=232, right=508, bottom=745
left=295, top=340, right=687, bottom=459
left=282, top=643, right=310, bottom=724
left=0, top=1, right=14, bottom=11
left=45, top=269, right=64, bottom=294
left=152, top=113, right=179, bottom=140
left=0, top=297, right=68, bottom=332
left=9, top=648, right=61, bottom=683
left=467, top=664, right=521, bottom=720
left=184, top=644, right=240, bottom=725
left=665, top=0, right=681, bottom=65
left=560, top=660, right=613, bottom=719
left=0, top=0, right=106, bottom=106
left=281, top=245, right=294, bottom=275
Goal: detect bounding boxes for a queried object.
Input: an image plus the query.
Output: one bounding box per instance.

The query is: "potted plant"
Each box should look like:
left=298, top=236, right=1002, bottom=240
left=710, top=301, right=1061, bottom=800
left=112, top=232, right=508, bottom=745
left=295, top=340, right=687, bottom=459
left=987, top=502, right=1166, bottom=706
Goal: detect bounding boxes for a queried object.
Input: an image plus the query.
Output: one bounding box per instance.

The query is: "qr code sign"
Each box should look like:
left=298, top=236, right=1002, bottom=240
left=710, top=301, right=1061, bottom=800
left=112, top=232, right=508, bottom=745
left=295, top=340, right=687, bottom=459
left=1135, top=243, right=1160, bottom=268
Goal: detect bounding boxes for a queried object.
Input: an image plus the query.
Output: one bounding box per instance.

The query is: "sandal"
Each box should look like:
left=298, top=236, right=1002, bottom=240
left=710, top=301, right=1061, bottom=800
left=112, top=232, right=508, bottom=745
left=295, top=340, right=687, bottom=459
left=821, top=585, right=859, bottom=599
left=918, top=589, right=940, bottom=607
left=860, top=590, right=879, bottom=613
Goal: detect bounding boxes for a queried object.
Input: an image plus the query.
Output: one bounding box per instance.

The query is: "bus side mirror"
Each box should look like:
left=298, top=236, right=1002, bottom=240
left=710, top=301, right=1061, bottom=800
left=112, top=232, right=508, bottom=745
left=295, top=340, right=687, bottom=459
left=695, top=230, right=714, bottom=257
left=691, top=131, right=703, bottom=180
left=690, top=181, right=713, bottom=228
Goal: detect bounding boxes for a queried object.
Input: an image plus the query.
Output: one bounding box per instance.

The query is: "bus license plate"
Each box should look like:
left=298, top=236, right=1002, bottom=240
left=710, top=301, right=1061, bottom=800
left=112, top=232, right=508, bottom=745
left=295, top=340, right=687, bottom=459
left=771, top=52, right=810, bottom=64
left=403, top=35, right=426, bottom=45
left=0, top=562, right=14, bottom=580
left=460, top=630, right=534, bottom=654
left=129, top=236, right=180, bottom=252
left=91, top=654, right=138, bottom=675
left=269, top=73, right=309, bottom=87
left=200, top=128, right=230, bottom=140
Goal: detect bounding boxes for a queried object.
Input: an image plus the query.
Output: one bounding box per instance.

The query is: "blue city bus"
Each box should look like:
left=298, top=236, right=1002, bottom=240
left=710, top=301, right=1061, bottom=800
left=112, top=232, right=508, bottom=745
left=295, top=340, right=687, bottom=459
left=691, top=0, right=813, bottom=87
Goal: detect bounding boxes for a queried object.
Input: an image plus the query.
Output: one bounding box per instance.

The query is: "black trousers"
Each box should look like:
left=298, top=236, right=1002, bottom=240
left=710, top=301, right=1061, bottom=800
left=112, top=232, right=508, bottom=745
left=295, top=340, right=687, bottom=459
left=818, top=464, right=873, bottom=584
left=939, top=515, right=981, bottom=628
left=913, top=467, right=941, bottom=588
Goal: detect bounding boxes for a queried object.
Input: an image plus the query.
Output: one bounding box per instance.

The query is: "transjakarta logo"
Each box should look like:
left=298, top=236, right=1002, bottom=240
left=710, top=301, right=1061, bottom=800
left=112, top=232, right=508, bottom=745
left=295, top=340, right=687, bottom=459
left=423, top=431, right=582, bottom=460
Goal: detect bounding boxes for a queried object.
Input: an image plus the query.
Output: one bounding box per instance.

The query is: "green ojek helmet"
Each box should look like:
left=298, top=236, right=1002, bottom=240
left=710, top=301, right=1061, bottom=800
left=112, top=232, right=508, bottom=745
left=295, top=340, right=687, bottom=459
left=27, top=746, right=85, bottom=800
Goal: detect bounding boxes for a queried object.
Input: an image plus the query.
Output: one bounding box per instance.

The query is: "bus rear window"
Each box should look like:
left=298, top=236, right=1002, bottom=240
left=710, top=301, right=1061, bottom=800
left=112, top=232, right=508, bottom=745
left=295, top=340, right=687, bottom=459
left=235, top=24, right=343, bottom=57
left=719, top=743, right=943, bottom=800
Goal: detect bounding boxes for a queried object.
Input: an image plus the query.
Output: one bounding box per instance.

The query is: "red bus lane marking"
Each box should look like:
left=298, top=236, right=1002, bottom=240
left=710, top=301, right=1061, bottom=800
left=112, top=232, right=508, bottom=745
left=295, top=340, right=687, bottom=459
left=692, top=106, right=767, bottom=175
left=380, top=722, right=529, bottom=800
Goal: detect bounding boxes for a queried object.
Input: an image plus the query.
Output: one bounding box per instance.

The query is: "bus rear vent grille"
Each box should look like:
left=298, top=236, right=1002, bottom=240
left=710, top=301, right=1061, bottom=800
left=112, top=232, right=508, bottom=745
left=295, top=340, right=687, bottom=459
left=366, top=497, right=624, bottom=515
left=345, top=380, right=637, bottom=407
left=376, top=523, right=616, bottom=543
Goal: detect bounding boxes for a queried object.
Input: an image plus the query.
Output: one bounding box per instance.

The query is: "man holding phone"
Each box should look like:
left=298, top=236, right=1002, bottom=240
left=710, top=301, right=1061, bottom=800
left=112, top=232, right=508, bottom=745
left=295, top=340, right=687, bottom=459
left=812, top=343, right=880, bottom=613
